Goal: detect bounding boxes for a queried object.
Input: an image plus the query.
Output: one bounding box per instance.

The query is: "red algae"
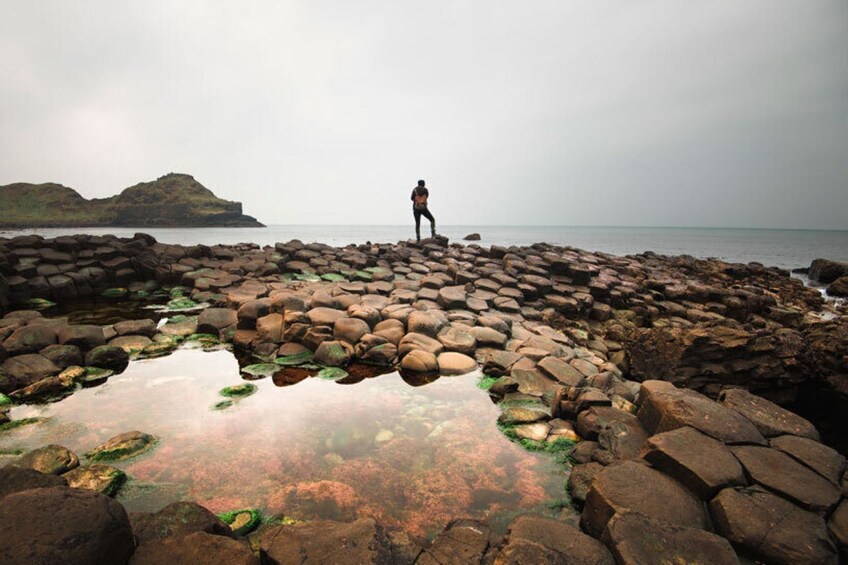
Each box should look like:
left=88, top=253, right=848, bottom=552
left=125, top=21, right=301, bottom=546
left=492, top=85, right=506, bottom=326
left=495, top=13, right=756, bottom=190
left=0, top=349, right=566, bottom=535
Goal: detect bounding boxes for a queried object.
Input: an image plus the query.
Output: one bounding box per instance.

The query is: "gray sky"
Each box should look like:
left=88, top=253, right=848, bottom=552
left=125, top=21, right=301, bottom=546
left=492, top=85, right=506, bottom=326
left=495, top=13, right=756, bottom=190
left=1, top=1, right=846, bottom=229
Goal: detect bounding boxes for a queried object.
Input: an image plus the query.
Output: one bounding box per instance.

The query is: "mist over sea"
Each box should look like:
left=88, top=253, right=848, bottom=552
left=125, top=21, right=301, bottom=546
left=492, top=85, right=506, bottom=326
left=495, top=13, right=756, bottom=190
left=2, top=225, right=847, bottom=272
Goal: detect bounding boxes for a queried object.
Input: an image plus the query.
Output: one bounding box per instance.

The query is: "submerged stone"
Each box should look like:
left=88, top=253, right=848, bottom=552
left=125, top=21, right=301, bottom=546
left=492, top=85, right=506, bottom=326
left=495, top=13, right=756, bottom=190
left=274, top=351, right=314, bottom=366
left=218, top=508, right=262, bottom=536
left=219, top=383, right=258, bottom=398
left=86, top=430, right=159, bottom=462
left=102, top=288, right=129, bottom=299
left=79, top=366, right=113, bottom=386
left=14, top=444, right=79, bottom=475
left=317, top=367, right=349, bottom=381
left=23, top=298, right=56, bottom=310
left=63, top=464, right=126, bottom=496
left=240, top=364, right=279, bottom=378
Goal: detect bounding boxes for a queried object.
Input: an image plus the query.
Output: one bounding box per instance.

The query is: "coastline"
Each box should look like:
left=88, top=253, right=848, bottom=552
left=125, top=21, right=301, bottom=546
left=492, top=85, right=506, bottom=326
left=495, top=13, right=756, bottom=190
left=0, top=232, right=846, bottom=563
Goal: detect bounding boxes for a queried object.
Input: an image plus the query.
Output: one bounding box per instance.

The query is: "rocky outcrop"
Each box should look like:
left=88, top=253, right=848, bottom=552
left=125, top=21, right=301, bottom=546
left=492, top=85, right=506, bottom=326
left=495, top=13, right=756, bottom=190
left=0, top=173, right=264, bottom=228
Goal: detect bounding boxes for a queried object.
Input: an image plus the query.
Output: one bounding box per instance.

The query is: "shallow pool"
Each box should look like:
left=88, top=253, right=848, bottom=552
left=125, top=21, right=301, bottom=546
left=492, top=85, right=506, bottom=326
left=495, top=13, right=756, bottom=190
left=0, top=348, right=567, bottom=537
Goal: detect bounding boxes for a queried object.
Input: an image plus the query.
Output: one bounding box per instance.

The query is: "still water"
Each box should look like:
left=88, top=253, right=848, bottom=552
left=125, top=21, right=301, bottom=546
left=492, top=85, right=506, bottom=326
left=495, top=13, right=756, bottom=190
left=0, top=349, right=565, bottom=537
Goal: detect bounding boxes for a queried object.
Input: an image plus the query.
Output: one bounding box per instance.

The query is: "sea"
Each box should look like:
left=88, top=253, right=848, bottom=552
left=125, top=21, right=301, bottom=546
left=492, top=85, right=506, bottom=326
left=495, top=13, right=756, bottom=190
left=2, top=225, right=847, bottom=273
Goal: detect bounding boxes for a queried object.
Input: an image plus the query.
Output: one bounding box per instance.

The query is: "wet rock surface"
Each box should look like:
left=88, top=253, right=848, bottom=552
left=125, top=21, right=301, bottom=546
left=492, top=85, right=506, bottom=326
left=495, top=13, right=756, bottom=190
left=0, top=235, right=846, bottom=563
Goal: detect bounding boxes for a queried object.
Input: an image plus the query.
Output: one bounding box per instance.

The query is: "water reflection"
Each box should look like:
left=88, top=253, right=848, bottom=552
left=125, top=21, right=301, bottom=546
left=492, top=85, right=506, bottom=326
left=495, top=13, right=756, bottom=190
left=1, top=349, right=566, bottom=537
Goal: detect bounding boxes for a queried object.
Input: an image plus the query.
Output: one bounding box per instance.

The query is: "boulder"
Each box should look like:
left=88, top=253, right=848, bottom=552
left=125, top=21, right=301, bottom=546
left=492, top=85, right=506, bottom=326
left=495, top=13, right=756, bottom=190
left=333, top=317, right=371, bottom=344
left=3, top=324, right=58, bottom=355
left=400, top=350, right=439, bottom=374
left=495, top=514, right=614, bottom=564
left=63, top=464, right=126, bottom=496
left=470, top=326, right=508, bottom=348
left=719, top=387, right=820, bottom=440
left=710, top=486, right=838, bottom=565
left=809, top=258, right=848, bottom=284
left=437, top=286, right=467, bottom=309
left=418, top=519, right=489, bottom=565
left=730, top=445, right=841, bottom=512
left=109, top=335, right=153, bottom=355
left=1, top=353, right=60, bottom=390
left=398, top=332, right=444, bottom=358
left=13, top=444, right=79, bottom=475
left=113, top=319, right=158, bottom=338
left=828, top=499, right=848, bottom=552
left=537, top=356, right=585, bottom=387
left=313, top=340, right=351, bottom=367
left=306, top=307, right=347, bottom=327
left=39, top=344, right=83, bottom=369
left=259, top=518, right=393, bottom=565
left=437, top=352, right=477, bottom=375
left=827, top=275, right=848, bottom=296
left=602, top=512, right=738, bottom=565
left=437, top=327, right=477, bottom=355
left=255, top=313, right=284, bottom=343
left=0, top=466, right=67, bottom=501
left=637, top=381, right=765, bottom=445
left=86, top=430, right=158, bottom=462
left=463, top=233, right=481, bottom=241
left=57, top=325, right=106, bottom=350
left=130, top=532, right=256, bottom=565
left=0, top=486, right=135, bottom=565
left=641, top=426, right=746, bottom=499
left=567, top=462, right=605, bottom=506
left=196, top=308, right=237, bottom=335
left=581, top=460, right=708, bottom=538
left=85, top=345, right=129, bottom=373
left=131, top=501, right=232, bottom=544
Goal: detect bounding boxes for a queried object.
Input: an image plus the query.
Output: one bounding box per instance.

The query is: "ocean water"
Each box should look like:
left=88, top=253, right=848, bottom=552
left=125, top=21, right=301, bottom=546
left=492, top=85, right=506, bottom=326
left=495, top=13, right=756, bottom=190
left=2, top=225, right=847, bottom=272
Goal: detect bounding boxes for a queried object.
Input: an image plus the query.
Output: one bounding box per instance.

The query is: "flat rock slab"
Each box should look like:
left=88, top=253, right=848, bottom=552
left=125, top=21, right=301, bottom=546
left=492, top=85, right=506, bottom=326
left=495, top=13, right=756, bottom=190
left=731, top=445, right=841, bottom=513
left=642, top=426, right=746, bottom=499
left=567, top=462, right=605, bottom=506
left=259, top=518, right=393, bottom=565
left=537, top=355, right=585, bottom=387
left=720, top=387, right=820, bottom=440
left=496, top=514, right=614, bottom=564
left=637, top=382, right=765, bottom=445
left=603, top=512, right=739, bottom=565
left=0, top=486, right=135, bottom=565
left=129, top=532, right=257, bottom=565
left=710, top=487, right=838, bottom=565
left=769, top=434, right=846, bottom=485
left=582, top=460, right=708, bottom=539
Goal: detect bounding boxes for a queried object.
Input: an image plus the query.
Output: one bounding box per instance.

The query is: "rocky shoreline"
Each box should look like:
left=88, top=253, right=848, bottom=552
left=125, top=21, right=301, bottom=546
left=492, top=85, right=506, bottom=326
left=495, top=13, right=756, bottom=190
left=0, top=232, right=846, bottom=563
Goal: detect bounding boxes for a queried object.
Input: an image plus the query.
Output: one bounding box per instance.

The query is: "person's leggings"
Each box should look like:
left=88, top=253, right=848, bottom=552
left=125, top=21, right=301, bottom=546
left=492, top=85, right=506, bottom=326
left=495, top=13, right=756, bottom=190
left=414, top=208, right=436, bottom=238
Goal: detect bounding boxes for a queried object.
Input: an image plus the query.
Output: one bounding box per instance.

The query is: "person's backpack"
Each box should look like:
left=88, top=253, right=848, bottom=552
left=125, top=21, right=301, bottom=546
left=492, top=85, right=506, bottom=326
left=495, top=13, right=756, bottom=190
left=413, top=190, right=428, bottom=210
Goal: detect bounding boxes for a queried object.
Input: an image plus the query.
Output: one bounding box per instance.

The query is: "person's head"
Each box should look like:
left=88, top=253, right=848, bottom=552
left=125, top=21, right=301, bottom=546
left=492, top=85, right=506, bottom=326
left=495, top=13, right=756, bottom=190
left=417, top=179, right=425, bottom=187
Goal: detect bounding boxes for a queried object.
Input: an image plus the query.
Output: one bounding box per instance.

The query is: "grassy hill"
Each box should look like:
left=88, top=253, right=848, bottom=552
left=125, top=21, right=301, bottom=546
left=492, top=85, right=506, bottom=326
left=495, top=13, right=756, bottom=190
left=0, top=173, right=264, bottom=228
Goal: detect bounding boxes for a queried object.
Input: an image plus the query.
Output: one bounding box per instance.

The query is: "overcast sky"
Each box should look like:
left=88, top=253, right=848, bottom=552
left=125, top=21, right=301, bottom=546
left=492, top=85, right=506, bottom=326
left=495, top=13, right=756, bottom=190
left=1, top=1, right=846, bottom=229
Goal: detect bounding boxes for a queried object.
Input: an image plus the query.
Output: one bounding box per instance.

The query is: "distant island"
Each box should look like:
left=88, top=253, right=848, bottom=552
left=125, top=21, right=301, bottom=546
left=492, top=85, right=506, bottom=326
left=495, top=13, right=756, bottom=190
left=0, top=173, right=264, bottom=228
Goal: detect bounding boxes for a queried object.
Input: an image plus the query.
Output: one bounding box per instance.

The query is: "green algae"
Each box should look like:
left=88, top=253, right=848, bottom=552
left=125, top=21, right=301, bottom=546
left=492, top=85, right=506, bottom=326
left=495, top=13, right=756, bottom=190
left=22, top=298, right=56, bottom=310
left=240, top=364, right=279, bottom=378
left=317, top=367, right=348, bottom=381
left=476, top=376, right=497, bottom=391
left=218, top=508, right=262, bottom=536
left=167, top=297, right=199, bottom=311
left=0, top=417, right=47, bottom=433
left=294, top=273, right=321, bottom=282
left=212, top=399, right=234, bottom=410
left=321, top=273, right=347, bottom=282
left=102, top=288, right=129, bottom=299
left=0, top=393, right=12, bottom=408
left=219, top=383, right=258, bottom=398
left=274, top=351, right=314, bottom=366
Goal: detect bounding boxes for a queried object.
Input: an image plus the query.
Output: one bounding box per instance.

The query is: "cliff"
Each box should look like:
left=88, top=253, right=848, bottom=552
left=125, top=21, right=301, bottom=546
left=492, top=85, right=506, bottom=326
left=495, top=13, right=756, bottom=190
left=0, top=173, right=264, bottom=228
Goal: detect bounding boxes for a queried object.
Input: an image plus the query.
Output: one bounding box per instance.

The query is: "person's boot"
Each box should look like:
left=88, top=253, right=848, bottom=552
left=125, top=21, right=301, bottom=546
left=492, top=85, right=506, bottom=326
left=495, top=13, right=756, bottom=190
left=431, top=225, right=437, bottom=238
left=415, top=228, right=421, bottom=242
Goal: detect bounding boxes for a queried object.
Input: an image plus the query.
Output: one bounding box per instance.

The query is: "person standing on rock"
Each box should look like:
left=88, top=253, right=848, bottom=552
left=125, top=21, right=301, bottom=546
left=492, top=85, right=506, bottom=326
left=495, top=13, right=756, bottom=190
left=411, top=179, right=436, bottom=242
